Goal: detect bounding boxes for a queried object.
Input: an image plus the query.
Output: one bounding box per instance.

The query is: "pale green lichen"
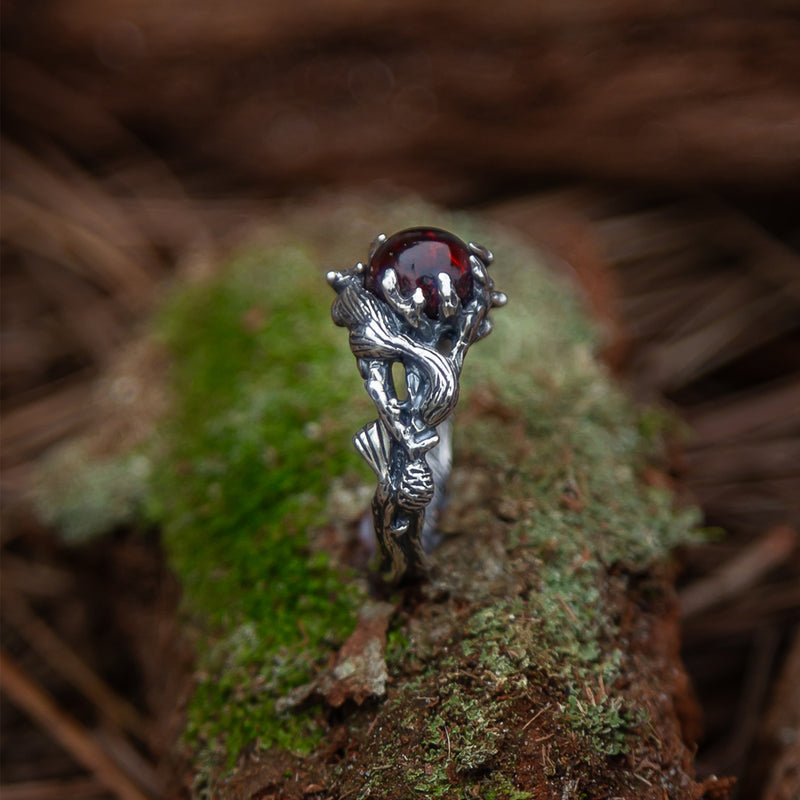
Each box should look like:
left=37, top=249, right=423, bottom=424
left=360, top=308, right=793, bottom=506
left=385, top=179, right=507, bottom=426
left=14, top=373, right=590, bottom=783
left=32, top=443, right=152, bottom=543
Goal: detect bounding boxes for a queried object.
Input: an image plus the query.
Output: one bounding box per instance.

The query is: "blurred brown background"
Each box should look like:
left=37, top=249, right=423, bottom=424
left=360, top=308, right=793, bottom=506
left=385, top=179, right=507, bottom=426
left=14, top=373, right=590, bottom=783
left=2, top=2, right=799, bottom=798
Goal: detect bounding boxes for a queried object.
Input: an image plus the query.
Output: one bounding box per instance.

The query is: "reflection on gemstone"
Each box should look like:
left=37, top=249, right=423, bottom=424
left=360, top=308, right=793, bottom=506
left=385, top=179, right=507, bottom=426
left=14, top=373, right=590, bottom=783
left=365, top=227, right=473, bottom=320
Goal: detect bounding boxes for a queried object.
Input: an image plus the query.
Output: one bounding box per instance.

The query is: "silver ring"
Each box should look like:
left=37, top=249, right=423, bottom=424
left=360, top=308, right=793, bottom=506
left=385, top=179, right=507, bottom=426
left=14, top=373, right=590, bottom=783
left=327, top=227, right=506, bottom=582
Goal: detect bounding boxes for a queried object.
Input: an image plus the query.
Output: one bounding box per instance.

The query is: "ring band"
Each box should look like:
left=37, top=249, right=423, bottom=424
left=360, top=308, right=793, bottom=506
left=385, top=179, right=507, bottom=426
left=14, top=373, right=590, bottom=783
left=327, top=227, right=506, bottom=582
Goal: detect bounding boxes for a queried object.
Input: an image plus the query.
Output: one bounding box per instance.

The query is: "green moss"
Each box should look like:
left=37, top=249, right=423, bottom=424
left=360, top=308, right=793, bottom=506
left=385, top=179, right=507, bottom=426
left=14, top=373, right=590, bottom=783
left=562, top=693, right=631, bottom=758
left=484, top=779, right=534, bottom=800
left=465, top=227, right=697, bottom=750
left=452, top=225, right=695, bottom=761
left=150, top=243, right=373, bottom=769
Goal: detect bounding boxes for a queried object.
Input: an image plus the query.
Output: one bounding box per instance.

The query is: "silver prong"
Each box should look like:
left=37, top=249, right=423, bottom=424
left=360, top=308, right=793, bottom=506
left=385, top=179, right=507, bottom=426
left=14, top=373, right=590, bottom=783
left=468, top=241, right=493, bottom=265
left=438, top=272, right=459, bottom=319
left=354, top=261, right=366, bottom=274
left=369, top=234, right=387, bottom=261
left=469, top=254, right=489, bottom=286
left=381, top=268, right=424, bottom=327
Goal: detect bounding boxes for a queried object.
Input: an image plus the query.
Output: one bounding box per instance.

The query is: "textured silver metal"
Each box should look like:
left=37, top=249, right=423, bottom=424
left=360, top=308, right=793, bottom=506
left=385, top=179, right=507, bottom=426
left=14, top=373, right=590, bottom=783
left=327, top=230, right=506, bottom=582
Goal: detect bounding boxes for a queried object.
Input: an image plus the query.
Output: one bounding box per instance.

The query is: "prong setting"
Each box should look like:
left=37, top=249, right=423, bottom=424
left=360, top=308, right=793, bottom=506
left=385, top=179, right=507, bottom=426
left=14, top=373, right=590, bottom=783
left=437, top=272, right=460, bottom=319
left=380, top=268, right=426, bottom=327
left=368, top=234, right=387, bottom=262
left=468, top=241, right=493, bottom=265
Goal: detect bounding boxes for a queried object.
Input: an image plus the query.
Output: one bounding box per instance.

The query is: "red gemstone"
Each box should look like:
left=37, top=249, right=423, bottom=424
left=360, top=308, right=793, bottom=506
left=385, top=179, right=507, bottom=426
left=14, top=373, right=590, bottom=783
left=365, top=227, right=473, bottom=320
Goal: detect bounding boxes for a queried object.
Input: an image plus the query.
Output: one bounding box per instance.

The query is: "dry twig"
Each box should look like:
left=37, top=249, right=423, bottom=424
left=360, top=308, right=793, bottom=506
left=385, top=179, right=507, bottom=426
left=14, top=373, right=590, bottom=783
left=680, top=525, right=797, bottom=619
left=0, top=650, right=152, bottom=800
left=1, top=589, right=149, bottom=739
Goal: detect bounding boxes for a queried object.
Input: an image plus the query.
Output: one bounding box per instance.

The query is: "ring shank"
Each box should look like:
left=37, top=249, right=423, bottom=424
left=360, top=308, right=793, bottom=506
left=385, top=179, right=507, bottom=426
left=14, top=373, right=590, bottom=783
left=420, top=417, right=452, bottom=553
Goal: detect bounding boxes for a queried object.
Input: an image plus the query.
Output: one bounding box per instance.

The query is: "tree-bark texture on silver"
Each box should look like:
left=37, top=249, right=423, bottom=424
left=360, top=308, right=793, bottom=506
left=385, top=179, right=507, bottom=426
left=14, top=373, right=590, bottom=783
left=327, top=231, right=506, bottom=582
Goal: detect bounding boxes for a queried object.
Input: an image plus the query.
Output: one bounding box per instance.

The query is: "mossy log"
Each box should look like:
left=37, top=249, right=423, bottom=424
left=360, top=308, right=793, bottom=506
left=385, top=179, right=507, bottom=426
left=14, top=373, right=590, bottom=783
left=34, top=198, right=733, bottom=799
